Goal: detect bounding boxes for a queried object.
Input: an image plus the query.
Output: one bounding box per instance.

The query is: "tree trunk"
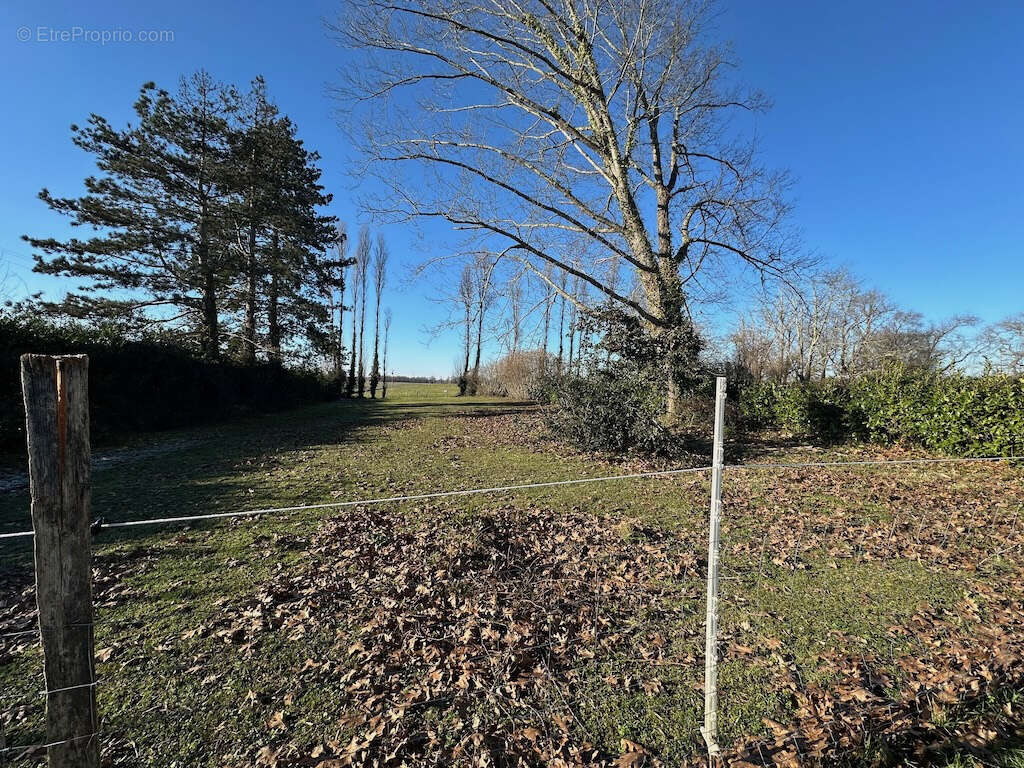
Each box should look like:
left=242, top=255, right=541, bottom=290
left=459, top=305, right=471, bottom=395
left=337, top=274, right=346, bottom=383
left=541, top=286, right=551, bottom=375
left=381, top=327, right=389, bottom=399
left=556, top=291, right=566, bottom=375
left=471, top=299, right=484, bottom=395
left=370, top=290, right=382, bottom=398
left=201, top=267, right=219, bottom=360
left=242, top=220, right=259, bottom=365
left=347, top=279, right=358, bottom=396
left=267, top=231, right=281, bottom=365
left=357, top=281, right=367, bottom=397
left=197, top=213, right=219, bottom=360
left=650, top=262, right=687, bottom=421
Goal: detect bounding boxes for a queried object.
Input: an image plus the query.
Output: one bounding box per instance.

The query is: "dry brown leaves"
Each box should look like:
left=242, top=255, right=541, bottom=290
left=719, top=465, right=1024, bottom=765
left=206, top=506, right=700, bottom=767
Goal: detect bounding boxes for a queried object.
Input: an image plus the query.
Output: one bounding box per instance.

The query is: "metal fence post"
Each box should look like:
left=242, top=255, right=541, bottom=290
left=701, top=375, right=726, bottom=759
left=22, top=354, right=99, bottom=767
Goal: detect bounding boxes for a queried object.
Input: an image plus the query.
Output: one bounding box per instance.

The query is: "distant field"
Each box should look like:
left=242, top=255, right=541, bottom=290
left=1, top=387, right=1023, bottom=766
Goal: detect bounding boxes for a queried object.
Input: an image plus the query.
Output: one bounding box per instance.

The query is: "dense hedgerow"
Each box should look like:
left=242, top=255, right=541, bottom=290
left=738, top=366, right=1024, bottom=456
left=1, top=312, right=331, bottom=451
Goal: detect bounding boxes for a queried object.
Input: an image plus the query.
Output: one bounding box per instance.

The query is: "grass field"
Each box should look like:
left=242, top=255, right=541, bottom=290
left=2, top=382, right=1023, bottom=766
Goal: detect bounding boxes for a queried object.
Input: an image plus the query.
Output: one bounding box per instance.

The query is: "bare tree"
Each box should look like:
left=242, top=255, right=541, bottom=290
left=556, top=269, right=568, bottom=374
left=470, top=254, right=499, bottom=394
left=335, top=0, right=796, bottom=416
left=458, top=264, right=474, bottom=393
left=980, top=314, right=1024, bottom=374
left=321, top=224, right=351, bottom=382
left=734, top=269, right=981, bottom=380
left=862, top=311, right=980, bottom=373
left=506, top=272, right=524, bottom=353
left=540, top=264, right=553, bottom=373
left=382, top=307, right=393, bottom=398
left=347, top=226, right=371, bottom=397
left=370, top=234, right=390, bottom=397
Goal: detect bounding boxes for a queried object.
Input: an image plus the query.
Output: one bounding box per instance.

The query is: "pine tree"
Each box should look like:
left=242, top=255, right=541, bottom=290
left=253, top=115, right=337, bottom=365
left=25, top=72, right=237, bottom=358
left=226, top=77, right=279, bottom=364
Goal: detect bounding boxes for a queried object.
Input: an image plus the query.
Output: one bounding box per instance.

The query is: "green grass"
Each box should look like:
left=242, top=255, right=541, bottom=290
left=2, top=381, right=1022, bottom=765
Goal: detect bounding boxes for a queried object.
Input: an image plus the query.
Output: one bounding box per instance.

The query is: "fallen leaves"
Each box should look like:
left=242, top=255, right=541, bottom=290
left=206, top=505, right=692, bottom=766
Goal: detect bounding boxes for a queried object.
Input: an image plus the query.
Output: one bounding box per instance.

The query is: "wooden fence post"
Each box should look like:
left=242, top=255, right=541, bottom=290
left=21, top=354, right=99, bottom=767
left=701, top=375, right=726, bottom=760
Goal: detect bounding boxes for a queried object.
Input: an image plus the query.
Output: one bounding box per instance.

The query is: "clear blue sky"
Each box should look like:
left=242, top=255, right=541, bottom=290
left=1, top=0, right=1022, bottom=376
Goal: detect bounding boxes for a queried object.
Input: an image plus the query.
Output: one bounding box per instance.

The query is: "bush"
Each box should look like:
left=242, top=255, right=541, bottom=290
left=543, top=305, right=703, bottom=456
left=737, top=380, right=779, bottom=429
left=850, top=367, right=1024, bottom=455
left=545, top=371, right=675, bottom=456
left=0, top=311, right=331, bottom=452
left=479, top=349, right=550, bottom=400
left=737, top=365, right=1024, bottom=456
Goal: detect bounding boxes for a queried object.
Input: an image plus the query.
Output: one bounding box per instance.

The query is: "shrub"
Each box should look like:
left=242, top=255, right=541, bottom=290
left=0, top=311, right=331, bottom=452
left=850, top=367, right=1024, bottom=455
left=737, top=365, right=1024, bottom=456
left=545, top=371, right=675, bottom=456
left=737, top=380, right=779, bottom=429
left=543, top=305, right=703, bottom=456
left=774, top=380, right=855, bottom=439
left=479, top=349, right=550, bottom=400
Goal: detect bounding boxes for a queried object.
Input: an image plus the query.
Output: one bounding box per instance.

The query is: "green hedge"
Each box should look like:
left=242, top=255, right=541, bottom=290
left=738, top=367, right=1024, bottom=456
left=1, top=312, right=331, bottom=452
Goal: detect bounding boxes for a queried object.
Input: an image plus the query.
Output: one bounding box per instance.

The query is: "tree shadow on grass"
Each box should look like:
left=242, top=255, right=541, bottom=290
left=0, top=394, right=540, bottom=569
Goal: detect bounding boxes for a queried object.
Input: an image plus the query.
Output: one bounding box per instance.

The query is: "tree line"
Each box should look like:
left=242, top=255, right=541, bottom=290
left=731, top=268, right=1024, bottom=382
left=22, top=71, right=393, bottom=395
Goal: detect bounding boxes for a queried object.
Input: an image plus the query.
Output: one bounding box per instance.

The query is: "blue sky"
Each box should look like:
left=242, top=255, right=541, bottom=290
left=1, top=0, right=1022, bottom=375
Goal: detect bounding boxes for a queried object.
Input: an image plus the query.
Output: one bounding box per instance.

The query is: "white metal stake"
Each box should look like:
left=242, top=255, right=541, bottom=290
left=702, top=375, right=727, bottom=759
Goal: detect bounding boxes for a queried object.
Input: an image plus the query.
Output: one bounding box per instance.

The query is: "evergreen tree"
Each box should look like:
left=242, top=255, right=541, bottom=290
left=25, top=72, right=237, bottom=358
left=225, top=77, right=279, bottom=364
left=260, top=116, right=338, bottom=365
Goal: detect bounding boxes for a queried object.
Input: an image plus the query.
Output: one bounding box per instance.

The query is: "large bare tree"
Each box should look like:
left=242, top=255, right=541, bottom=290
left=335, top=0, right=795, bottom=415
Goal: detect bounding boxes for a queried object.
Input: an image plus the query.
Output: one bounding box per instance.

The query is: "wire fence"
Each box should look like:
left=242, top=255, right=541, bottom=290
left=3, top=363, right=1024, bottom=765
left=4, top=454, right=1023, bottom=763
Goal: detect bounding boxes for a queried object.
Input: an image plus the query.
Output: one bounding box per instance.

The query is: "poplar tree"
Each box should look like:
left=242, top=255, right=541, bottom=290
left=369, top=234, right=389, bottom=398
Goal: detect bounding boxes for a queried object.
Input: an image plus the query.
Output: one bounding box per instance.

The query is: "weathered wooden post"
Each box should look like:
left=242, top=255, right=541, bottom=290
left=21, top=355, right=99, bottom=767
left=701, top=375, right=726, bottom=760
